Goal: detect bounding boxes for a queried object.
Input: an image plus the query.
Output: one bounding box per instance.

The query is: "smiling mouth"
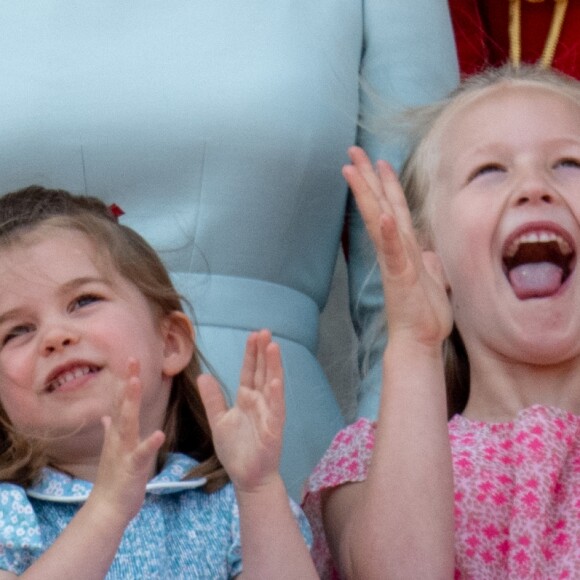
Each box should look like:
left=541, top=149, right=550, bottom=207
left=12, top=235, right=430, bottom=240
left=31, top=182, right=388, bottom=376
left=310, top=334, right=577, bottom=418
left=503, top=230, right=575, bottom=299
left=45, top=365, right=101, bottom=393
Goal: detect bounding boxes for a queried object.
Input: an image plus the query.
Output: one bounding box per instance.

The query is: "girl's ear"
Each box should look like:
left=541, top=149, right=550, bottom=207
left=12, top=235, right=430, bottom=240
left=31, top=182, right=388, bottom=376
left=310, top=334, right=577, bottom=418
left=161, top=311, right=195, bottom=378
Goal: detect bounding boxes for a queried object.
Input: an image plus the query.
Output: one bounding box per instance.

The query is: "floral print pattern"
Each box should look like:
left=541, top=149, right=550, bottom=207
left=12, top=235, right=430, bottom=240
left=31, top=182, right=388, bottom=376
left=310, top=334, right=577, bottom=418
left=303, top=405, right=580, bottom=579
left=0, top=453, right=311, bottom=578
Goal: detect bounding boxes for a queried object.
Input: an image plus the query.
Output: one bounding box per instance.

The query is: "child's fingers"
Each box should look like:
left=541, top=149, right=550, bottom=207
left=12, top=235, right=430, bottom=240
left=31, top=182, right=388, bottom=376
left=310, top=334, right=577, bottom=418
left=347, top=145, right=373, bottom=170
left=348, top=147, right=397, bottom=217
left=253, top=329, right=271, bottom=388
left=262, top=341, right=285, bottom=430
left=379, top=213, right=410, bottom=278
left=375, top=161, right=428, bottom=281
left=347, top=146, right=383, bottom=197
left=263, top=376, right=285, bottom=431
left=101, top=415, right=113, bottom=444
left=343, top=164, right=386, bottom=240
left=110, top=357, right=140, bottom=419
left=264, top=341, right=283, bottom=388
left=239, top=332, right=258, bottom=388
left=112, top=375, right=142, bottom=447
left=343, top=165, right=398, bottom=253
left=377, top=160, right=415, bottom=235
left=133, top=430, right=166, bottom=471
left=197, top=373, right=228, bottom=429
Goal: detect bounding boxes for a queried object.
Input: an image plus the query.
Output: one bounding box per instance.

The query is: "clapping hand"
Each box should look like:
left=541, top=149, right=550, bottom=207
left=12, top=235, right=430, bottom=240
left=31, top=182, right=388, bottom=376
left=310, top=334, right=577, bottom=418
left=343, top=146, right=452, bottom=348
left=92, top=359, right=166, bottom=523
left=197, top=329, right=285, bottom=492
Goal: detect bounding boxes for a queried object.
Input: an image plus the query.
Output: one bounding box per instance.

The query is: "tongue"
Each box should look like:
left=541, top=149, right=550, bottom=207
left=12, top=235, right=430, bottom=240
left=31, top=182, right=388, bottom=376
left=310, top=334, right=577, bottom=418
left=508, top=262, right=564, bottom=299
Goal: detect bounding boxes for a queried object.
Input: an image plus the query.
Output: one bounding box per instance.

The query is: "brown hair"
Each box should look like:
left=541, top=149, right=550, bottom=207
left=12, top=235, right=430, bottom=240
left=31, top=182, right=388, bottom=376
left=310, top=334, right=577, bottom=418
left=0, top=186, right=228, bottom=491
left=398, top=64, right=580, bottom=416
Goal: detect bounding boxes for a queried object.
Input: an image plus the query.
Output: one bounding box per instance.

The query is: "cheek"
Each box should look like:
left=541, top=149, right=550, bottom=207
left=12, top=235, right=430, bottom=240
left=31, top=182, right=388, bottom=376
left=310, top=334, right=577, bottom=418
left=432, top=197, right=492, bottom=272
left=0, top=349, right=35, bottom=389
left=432, top=224, right=482, bottom=314
left=0, top=383, right=35, bottom=429
left=0, top=350, right=38, bottom=418
left=431, top=218, right=462, bottom=282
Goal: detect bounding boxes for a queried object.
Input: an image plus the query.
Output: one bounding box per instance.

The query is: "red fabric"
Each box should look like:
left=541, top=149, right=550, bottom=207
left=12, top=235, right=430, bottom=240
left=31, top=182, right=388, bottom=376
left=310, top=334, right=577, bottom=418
left=448, top=0, right=580, bottom=79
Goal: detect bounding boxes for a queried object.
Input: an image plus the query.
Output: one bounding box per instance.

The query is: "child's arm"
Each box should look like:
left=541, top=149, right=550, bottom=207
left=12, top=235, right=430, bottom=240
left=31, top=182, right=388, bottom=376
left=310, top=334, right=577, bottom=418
left=322, top=147, right=455, bottom=579
left=198, top=330, right=317, bottom=580
left=2, top=360, right=165, bottom=579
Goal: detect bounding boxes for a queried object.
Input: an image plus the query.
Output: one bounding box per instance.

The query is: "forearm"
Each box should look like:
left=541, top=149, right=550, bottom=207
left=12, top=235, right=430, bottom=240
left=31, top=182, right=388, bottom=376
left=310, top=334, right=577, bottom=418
left=18, top=496, right=128, bottom=579
left=340, top=341, right=455, bottom=579
left=236, top=475, right=317, bottom=580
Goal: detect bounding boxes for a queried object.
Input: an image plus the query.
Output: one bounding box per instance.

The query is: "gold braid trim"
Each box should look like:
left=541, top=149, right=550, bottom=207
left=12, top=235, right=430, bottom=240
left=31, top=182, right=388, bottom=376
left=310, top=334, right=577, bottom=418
left=508, top=0, right=569, bottom=68
left=509, top=0, right=522, bottom=66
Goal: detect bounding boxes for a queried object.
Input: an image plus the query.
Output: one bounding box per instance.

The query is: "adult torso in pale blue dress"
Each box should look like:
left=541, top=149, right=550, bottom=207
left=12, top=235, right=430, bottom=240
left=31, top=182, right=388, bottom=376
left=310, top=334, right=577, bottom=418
left=0, top=1, right=458, bottom=498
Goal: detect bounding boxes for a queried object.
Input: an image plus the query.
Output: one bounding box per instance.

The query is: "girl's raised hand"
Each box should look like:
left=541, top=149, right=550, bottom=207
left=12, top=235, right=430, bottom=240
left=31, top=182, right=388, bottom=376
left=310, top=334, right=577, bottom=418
left=197, top=330, right=285, bottom=492
left=343, top=146, right=452, bottom=347
left=91, top=359, right=166, bottom=524
left=16, top=361, right=167, bottom=578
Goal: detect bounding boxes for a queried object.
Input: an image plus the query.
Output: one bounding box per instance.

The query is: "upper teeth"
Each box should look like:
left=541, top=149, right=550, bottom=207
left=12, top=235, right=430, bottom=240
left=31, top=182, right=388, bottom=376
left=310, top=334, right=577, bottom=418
left=48, top=365, right=95, bottom=392
left=505, top=230, right=572, bottom=258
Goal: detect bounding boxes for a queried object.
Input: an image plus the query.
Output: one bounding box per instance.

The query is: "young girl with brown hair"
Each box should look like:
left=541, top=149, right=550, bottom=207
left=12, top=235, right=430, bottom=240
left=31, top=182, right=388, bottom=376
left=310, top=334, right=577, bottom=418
left=0, top=186, right=315, bottom=579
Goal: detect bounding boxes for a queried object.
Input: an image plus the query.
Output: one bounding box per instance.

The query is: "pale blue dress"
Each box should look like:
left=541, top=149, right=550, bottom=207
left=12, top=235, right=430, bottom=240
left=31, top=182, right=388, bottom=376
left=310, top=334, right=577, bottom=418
left=0, top=1, right=459, bottom=498
left=0, top=453, right=312, bottom=577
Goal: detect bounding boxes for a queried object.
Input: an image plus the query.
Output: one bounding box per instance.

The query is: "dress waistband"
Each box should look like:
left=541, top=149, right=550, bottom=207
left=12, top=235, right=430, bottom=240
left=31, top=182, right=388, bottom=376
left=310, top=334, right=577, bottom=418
left=170, top=273, right=320, bottom=354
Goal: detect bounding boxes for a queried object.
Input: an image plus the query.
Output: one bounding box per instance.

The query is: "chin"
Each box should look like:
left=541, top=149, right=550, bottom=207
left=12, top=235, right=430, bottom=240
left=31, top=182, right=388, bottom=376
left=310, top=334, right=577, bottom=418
left=510, top=336, right=580, bottom=367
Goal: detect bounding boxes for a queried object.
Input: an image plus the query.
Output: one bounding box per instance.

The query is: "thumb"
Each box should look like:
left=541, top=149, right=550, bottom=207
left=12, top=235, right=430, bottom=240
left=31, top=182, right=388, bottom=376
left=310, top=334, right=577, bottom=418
left=197, top=374, right=228, bottom=430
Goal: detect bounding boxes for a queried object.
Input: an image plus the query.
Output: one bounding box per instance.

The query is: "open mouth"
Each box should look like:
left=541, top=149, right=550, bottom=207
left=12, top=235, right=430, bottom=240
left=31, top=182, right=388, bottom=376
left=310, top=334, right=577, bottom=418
left=45, top=365, right=101, bottom=393
left=503, top=228, right=576, bottom=299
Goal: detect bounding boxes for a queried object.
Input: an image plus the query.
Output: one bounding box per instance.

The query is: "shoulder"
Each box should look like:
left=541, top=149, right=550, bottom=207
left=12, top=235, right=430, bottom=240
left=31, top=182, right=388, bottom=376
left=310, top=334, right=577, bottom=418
left=0, top=484, right=42, bottom=574
left=304, top=418, right=376, bottom=496
left=0, top=483, right=37, bottom=530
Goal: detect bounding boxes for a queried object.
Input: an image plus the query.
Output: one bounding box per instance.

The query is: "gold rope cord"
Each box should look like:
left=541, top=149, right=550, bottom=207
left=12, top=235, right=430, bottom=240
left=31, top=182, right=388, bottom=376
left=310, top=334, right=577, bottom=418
left=508, top=0, right=569, bottom=68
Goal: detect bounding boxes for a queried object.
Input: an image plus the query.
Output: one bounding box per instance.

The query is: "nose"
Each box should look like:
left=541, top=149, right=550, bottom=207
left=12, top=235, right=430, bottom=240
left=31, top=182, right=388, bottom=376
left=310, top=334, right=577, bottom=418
left=511, top=168, right=562, bottom=208
left=40, top=325, right=80, bottom=356
left=513, top=187, right=557, bottom=207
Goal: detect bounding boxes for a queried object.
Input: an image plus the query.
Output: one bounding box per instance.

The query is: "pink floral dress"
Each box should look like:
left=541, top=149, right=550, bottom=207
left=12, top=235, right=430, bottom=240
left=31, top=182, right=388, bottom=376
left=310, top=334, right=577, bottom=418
left=302, top=405, right=580, bottom=579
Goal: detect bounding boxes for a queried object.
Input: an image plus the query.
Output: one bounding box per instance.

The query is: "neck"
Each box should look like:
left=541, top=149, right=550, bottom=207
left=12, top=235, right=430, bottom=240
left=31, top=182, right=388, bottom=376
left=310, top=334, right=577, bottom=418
left=463, top=352, right=580, bottom=422
left=50, top=447, right=160, bottom=483
left=52, top=455, right=102, bottom=483
left=47, top=428, right=163, bottom=482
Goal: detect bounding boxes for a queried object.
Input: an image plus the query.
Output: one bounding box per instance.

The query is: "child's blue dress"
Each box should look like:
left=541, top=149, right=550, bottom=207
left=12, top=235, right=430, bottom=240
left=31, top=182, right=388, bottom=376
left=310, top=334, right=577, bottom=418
left=0, top=454, right=311, bottom=578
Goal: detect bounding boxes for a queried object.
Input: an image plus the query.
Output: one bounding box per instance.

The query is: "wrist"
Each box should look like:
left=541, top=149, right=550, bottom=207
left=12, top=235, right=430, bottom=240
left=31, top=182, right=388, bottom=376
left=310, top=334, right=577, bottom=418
left=234, top=472, right=286, bottom=503
left=84, top=490, right=135, bottom=535
left=385, top=336, right=444, bottom=363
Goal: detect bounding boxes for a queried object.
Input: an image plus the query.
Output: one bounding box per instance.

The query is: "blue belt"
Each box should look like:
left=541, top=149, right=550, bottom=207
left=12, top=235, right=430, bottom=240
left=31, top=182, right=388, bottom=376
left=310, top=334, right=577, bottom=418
left=170, top=273, right=320, bottom=354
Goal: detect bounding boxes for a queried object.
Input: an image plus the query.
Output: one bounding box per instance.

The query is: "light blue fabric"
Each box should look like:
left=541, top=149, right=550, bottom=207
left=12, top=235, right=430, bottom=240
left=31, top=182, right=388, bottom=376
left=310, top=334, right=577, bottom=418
left=0, top=1, right=459, bottom=498
left=0, top=454, right=312, bottom=578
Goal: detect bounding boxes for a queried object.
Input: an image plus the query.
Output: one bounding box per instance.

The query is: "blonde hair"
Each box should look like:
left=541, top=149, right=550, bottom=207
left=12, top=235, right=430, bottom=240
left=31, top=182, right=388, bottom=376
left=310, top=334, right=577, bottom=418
left=0, top=186, right=228, bottom=491
left=398, top=65, right=580, bottom=415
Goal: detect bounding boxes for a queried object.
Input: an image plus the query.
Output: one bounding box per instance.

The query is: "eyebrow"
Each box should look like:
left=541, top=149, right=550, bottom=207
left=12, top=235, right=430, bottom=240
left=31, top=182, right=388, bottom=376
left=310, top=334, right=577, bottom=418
left=0, top=276, right=109, bottom=327
left=57, top=276, right=109, bottom=295
left=0, top=308, right=28, bottom=328
left=470, top=137, right=580, bottom=153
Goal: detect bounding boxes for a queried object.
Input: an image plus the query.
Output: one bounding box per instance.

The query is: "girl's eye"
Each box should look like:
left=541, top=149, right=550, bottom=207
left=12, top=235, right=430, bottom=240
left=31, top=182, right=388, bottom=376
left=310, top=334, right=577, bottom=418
left=70, top=294, right=102, bottom=311
left=467, top=163, right=505, bottom=183
left=555, top=158, right=580, bottom=169
left=2, top=324, right=34, bottom=346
